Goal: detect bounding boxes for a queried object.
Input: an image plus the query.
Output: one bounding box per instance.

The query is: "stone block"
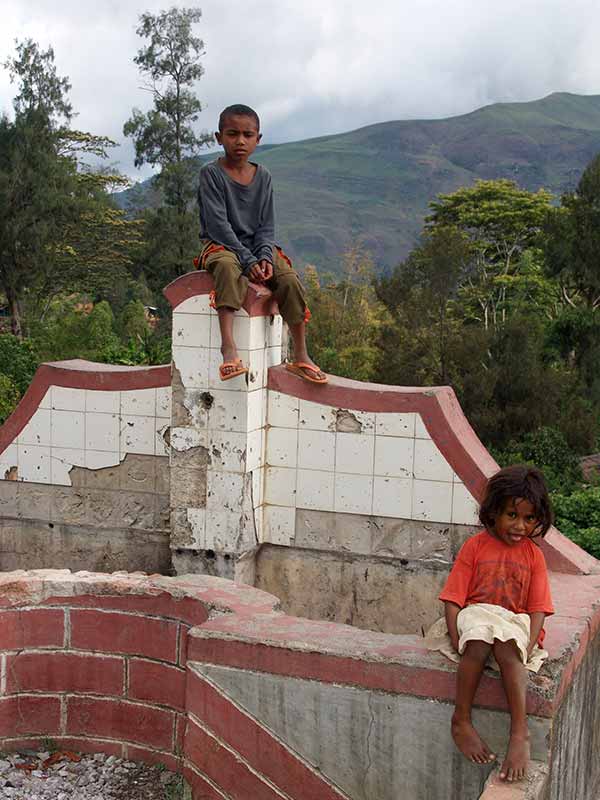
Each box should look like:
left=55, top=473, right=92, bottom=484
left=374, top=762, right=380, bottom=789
left=0, top=480, right=18, bottom=517
left=170, top=444, right=210, bottom=470
left=155, top=494, right=170, bottom=531
left=155, top=457, right=170, bottom=495
left=81, top=461, right=121, bottom=490
left=85, top=489, right=127, bottom=528
left=51, top=487, right=87, bottom=525
left=119, top=453, right=155, bottom=493
left=170, top=467, right=207, bottom=509
left=16, top=484, right=54, bottom=521
left=170, top=509, right=194, bottom=548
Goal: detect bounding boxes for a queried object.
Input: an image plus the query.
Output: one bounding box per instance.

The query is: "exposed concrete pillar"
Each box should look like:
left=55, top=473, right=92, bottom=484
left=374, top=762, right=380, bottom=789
left=164, top=272, right=281, bottom=578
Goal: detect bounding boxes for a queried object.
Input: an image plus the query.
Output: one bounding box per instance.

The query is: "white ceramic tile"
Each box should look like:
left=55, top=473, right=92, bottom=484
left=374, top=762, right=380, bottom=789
left=251, top=466, right=265, bottom=507
left=206, top=470, right=246, bottom=511
left=372, top=476, right=412, bottom=518
left=0, top=444, right=18, bottom=478
left=155, top=422, right=170, bottom=456
left=266, top=427, right=298, bottom=468
left=204, top=509, right=241, bottom=550
left=51, top=410, right=85, bottom=450
left=247, top=389, right=264, bottom=432
left=156, top=387, right=172, bottom=419
left=413, top=439, right=453, bottom=482
left=172, top=312, right=211, bottom=348
left=415, top=414, right=432, bottom=439
left=186, top=508, right=206, bottom=548
left=264, top=466, right=297, bottom=506
left=176, top=295, right=213, bottom=315
left=85, top=390, right=120, bottom=414
left=374, top=436, right=415, bottom=478
left=246, top=428, right=264, bottom=472
left=209, top=431, right=248, bottom=472
left=18, top=409, right=51, bottom=446
left=452, top=482, right=479, bottom=525
left=412, top=479, right=453, bottom=523
left=38, top=389, right=52, bottom=410
left=375, top=412, right=416, bottom=438
left=120, top=415, right=156, bottom=455
left=121, top=388, right=156, bottom=417
left=208, top=390, right=248, bottom=433
left=335, top=432, right=375, bottom=475
left=298, top=399, right=336, bottom=431
left=51, top=387, right=85, bottom=412
left=266, top=345, right=282, bottom=370
left=170, top=426, right=208, bottom=452
left=209, top=314, right=221, bottom=347
left=263, top=505, right=295, bottom=546
left=297, top=429, right=335, bottom=472
left=249, top=317, right=269, bottom=350
left=50, top=447, right=86, bottom=485
left=334, top=473, right=373, bottom=515
left=266, top=315, right=283, bottom=348
left=85, top=450, right=121, bottom=470
left=247, top=347, right=266, bottom=389
left=172, top=345, right=210, bottom=389
left=296, top=468, right=335, bottom=511
left=253, top=505, right=264, bottom=540
left=267, top=391, right=299, bottom=429
left=17, top=445, right=51, bottom=483
left=85, top=412, right=119, bottom=452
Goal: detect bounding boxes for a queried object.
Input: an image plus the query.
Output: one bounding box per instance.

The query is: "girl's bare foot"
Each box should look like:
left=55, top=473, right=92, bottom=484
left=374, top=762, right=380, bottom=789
left=500, top=732, right=530, bottom=781
left=220, top=346, right=240, bottom=378
left=451, top=715, right=496, bottom=765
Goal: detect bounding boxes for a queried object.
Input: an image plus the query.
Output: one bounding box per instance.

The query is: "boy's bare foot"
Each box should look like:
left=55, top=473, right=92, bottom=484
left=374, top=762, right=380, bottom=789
left=451, top=715, right=496, bottom=765
left=499, top=732, right=530, bottom=781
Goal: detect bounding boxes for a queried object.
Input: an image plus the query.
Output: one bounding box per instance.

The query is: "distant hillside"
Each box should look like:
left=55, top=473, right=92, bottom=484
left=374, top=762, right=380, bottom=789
left=117, top=92, right=600, bottom=274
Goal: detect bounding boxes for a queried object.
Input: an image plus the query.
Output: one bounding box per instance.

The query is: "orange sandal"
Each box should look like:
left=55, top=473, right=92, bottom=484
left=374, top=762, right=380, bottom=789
left=285, top=362, right=328, bottom=384
left=219, top=359, right=248, bottom=381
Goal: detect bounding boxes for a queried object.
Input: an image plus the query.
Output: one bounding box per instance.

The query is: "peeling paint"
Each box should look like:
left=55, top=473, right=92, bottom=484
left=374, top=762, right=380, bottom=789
left=335, top=409, right=362, bottom=434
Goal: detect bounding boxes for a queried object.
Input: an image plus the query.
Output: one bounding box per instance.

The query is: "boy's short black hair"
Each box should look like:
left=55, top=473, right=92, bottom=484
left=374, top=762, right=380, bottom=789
left=479, top=465, right=554, bottom=539
left=218, top=104, right=260, bottom=132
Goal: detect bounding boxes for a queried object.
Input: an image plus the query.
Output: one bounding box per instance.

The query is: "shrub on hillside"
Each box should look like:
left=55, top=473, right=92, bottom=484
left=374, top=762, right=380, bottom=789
left=552, top=488, right=600, bottom=560
left=0, top=334, right=39, bottom=395
left=0, top=373, right=20, bottom=424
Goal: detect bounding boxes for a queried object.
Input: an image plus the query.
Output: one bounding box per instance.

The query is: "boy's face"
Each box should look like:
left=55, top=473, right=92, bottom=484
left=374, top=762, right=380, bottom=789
left=494, top=497, right=539, bottom=546
left=216, top=114, right=261, bottom=162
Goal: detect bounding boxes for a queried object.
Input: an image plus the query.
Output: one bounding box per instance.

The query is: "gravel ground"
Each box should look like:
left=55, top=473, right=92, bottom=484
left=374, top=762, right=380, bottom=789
left=0, top=751, right=184, bottom=800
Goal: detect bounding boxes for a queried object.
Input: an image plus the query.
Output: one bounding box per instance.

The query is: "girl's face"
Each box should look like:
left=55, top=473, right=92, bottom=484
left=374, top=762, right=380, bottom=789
left=494, top=497, right=539, bottom=546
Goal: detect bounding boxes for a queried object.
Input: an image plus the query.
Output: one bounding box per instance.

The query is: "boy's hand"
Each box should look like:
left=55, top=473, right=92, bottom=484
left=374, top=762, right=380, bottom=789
left=248, top=260, right=273, bottom=283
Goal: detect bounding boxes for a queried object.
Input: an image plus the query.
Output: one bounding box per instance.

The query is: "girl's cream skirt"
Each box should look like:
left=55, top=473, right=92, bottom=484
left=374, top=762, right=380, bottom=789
left=424, top=603, right=548, bottom=673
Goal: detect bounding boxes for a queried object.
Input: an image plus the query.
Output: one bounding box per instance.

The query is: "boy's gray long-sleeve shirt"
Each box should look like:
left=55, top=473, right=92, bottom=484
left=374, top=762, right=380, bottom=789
left=197, top=160, right=274, bottom=273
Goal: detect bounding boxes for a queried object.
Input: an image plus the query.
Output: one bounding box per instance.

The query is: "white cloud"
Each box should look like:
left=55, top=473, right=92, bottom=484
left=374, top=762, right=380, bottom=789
left=1, top=0, right=599, bottom=177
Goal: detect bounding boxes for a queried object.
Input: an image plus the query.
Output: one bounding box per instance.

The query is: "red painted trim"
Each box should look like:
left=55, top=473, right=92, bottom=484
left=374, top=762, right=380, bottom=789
left=0, top=360, right=170, bottom=458
left=163, top=271, right=279, bottom=317
left=186, top=670, right=351, bottom=800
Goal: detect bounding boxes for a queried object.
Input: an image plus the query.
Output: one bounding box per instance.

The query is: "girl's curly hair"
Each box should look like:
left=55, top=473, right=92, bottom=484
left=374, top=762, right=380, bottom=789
left=479, top=465, right=553, bottom=539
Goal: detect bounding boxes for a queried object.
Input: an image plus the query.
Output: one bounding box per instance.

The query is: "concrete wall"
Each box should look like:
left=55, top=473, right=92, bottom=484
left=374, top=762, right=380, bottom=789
left=0, top=362, right=172, bottom=574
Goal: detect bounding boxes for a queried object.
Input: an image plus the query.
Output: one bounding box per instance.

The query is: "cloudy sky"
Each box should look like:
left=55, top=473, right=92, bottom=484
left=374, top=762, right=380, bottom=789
left=1, top=0, right=599, bottom=181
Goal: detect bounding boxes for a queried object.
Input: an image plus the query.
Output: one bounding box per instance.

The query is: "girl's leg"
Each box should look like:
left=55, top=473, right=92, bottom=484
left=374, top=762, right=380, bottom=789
left=493, top=640, right=529, bottom=781
left=453, top=640, right=496, bottom=764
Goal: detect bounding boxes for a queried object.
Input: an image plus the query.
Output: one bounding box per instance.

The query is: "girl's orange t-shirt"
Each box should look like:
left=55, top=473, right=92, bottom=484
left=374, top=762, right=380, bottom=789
left=439, top=530, right=554, bottom=643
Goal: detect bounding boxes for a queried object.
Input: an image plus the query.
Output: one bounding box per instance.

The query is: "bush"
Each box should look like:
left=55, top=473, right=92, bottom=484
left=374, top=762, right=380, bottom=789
left=0, top=334, right=39, bottom=395
left=0, top=373, right=20, bottom=424
left=552, top=487, right=600, bottom=559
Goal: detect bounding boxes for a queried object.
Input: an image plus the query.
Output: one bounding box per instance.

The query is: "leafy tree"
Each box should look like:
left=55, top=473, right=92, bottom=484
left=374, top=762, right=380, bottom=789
left=552, top=488, right=600, bottom=559
left=0, top=334, right=39, bottom=395
left=304, top=247, right=387, bottom=381
left=124, top=7, right=211, bottom=285
left=0, top=40, right=142, bottom=337
left=543, top=153, right=600, bottom=310
left=0, top=374, right=20, bottom=424
left=428, top=180, right=553, bottom=328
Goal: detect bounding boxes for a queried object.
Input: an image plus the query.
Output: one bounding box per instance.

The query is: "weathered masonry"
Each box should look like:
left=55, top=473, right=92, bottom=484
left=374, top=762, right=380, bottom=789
left=0, top=270, right=599, bottom=800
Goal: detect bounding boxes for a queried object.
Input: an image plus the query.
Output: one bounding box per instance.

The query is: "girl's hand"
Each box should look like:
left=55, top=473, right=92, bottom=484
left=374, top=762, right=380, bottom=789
left=259, top=259, right=273, bottom=281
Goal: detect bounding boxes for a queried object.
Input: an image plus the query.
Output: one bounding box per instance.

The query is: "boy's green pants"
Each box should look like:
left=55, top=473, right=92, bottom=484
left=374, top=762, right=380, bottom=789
left=199, top=241, right=308, bottom=326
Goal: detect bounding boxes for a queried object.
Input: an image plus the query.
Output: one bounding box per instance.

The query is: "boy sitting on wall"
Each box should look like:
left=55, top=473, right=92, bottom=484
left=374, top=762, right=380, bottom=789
left=197, top=103, right=327, bottom=383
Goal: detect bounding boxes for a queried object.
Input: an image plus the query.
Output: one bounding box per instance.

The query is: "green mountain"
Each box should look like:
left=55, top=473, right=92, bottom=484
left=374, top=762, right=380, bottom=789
left=119, top=92, right=600, bottom=274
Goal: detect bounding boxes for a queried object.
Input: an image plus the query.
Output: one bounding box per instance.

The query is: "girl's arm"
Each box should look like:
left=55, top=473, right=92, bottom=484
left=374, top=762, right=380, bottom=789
left=444, top=601, right=462, bottom=653
left=528, top=612, right=546, bottom=656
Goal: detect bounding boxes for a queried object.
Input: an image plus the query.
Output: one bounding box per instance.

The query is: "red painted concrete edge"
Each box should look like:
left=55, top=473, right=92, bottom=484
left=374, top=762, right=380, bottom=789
left=0, top=360, right=170, bottom=458
left=188, top=633, right=553, bottom=717
left=163, top=270, right=279, bottom=317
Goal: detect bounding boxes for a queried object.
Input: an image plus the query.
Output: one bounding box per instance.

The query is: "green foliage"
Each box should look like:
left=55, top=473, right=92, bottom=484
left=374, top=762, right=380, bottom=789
left=493, top=426, right=583, bottom=495
left=552, top=488, right=600, bottom=559
left=0, top=374, right=20, bottom=424
left=0, top=334, right=39, bottom=394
